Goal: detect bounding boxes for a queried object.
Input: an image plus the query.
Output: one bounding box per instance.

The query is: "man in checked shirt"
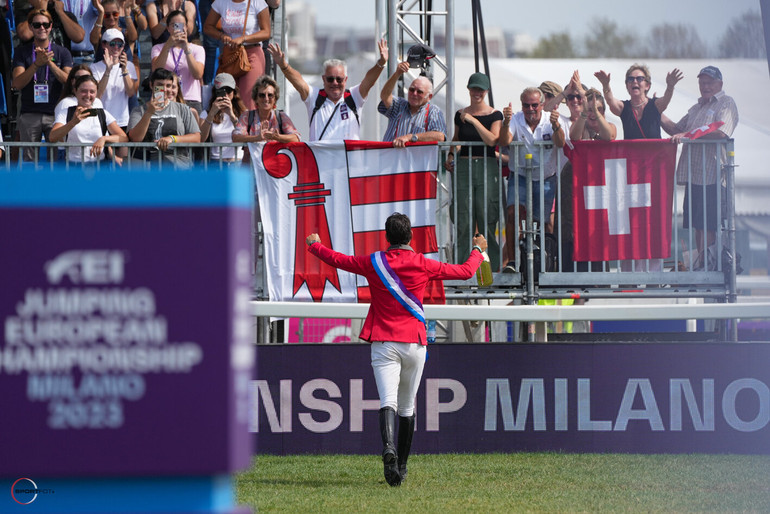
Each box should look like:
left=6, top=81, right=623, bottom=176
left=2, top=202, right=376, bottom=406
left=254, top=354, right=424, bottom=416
left=378, top=61, right=447, bottom=147
left=661, top=65, right=739, bottom=269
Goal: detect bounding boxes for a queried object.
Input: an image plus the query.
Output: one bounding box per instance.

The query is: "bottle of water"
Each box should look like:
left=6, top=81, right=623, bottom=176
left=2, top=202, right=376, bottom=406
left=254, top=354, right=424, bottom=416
left=476, top=251, right=493, bottom=286
left=426, top=320, right=436, bottom=343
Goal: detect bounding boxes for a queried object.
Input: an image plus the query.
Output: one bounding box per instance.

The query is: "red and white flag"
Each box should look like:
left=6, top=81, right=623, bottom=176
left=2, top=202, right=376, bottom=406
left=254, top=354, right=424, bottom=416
left=251, top=140, right=444, bottom=304
left=681, top=120, right=725, bottom=140
left=566, top=140, right=677, bottom=261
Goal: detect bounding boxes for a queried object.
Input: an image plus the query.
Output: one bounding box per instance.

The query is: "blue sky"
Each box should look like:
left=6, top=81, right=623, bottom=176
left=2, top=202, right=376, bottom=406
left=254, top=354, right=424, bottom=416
left=300, top=0, right=761, bottom=42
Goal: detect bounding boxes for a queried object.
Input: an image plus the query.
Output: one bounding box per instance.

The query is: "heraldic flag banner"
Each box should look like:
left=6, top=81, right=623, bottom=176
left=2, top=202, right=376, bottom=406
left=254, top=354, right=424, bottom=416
left=566, top=140, right=677, bottom=262
left=251, top=140, right=444, bottom=304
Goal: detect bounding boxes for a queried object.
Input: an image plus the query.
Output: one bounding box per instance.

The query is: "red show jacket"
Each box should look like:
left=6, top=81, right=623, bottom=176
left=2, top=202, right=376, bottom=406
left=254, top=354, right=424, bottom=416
left=308, top=243, right=483, bottom=344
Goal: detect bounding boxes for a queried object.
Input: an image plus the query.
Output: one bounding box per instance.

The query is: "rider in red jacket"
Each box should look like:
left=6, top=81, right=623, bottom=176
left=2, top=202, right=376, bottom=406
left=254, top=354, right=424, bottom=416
left=307, top=212, right=486, bottom=487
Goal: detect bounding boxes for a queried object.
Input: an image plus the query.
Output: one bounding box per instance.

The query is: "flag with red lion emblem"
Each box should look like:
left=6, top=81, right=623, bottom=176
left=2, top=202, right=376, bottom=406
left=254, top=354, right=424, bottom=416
left=566, top=140, right=677, bottom=261
left=251, top=141, right=444, bottom=303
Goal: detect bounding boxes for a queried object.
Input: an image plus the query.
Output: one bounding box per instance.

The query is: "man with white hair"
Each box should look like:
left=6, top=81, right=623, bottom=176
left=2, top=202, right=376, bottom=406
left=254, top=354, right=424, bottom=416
left=267, top=40, right=388, bottom=141
left=378, top=61, right=446, bottom=147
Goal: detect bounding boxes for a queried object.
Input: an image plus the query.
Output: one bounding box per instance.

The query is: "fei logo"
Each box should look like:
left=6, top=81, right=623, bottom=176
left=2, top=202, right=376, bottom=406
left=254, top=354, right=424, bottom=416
left=44, top=250, right=126, bottom=285
left=11, top=477, right=54, bottom=505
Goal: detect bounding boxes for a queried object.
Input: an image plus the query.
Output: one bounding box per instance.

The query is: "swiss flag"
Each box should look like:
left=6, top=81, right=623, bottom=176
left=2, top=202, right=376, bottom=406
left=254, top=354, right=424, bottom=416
left=566, top=140, right=677, bottom=261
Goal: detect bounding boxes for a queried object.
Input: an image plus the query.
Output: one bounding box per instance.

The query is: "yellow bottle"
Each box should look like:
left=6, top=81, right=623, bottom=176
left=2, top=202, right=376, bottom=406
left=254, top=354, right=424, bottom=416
left=476, top=251, right=493, bottom=286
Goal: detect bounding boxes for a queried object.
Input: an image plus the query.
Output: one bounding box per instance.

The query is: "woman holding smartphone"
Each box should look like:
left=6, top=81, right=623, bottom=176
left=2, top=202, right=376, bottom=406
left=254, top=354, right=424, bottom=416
left=199, top=73, right=247, bottom=163
left=203, top=0, right=270, bottom=110
left=49, top=75, right=128, bottom=164
left=151, top=10, right=205, bottom=114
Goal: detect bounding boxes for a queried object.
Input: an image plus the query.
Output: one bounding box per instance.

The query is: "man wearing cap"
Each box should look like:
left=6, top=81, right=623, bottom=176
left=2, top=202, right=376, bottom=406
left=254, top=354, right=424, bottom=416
left=499, top=86, right=566, bottom=271
left=91, top=28, right=138, bottom=139
left=661, top=65, right=739, bottom=268
left=378, top=61, right=446, bottom=147
left=267, top=40, right=388, bottom=141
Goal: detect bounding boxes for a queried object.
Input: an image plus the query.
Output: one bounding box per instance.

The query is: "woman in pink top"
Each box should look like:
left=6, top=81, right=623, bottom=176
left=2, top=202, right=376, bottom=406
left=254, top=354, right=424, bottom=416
left=203, top=0, right=271, bottom=110
left=151, top=9, right=205, bottom=114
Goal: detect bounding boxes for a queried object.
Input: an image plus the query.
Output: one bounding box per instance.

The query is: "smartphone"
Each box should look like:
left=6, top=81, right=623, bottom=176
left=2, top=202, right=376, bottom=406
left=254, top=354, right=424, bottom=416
left=214, top=89, right=226, bottom=99
left=172, top=22, right=185, bottom=33
left=85, top=108, right=99, bottom=117
left=153, top=86, right=165, bottom=103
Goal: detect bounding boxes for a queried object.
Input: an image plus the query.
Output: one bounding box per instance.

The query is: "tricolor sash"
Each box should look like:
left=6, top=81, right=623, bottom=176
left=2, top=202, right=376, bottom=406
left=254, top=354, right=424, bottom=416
left=371, top=251, right=425, bottom=324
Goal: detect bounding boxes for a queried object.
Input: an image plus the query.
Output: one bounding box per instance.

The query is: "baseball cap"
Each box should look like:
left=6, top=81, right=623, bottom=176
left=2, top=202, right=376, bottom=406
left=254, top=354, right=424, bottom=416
left=697, top=66, right=722, bottom=81
left=539, top=81, right=563, bottom=102
left=213, top=73, right=237, bottom=90
left=467, top=72, right=490, bottom=91
left=101, top=28, right=125, bottom=43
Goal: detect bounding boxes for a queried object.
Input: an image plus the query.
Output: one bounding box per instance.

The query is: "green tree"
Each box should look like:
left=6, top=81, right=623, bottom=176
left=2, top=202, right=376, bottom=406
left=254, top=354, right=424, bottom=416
left=529, top=32, right=578, bottom=58
left=645, top=23, right=706, bottom=58
left=583, top=19, right=637, bottom=58
left=718, top=10, right=766, bottom=58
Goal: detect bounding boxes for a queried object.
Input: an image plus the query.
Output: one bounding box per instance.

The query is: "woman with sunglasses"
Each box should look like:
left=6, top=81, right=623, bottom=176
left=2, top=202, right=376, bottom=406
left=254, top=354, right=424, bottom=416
left=232, top=74, right=299, bottom=145
left=596, top=64, right=680, bottom=272
left=11, top=9, right=74, bottom=162
left=198, top=73, right=247, bottom=162
left=203, top=0, right=270, bottom=111
left=151, top=9, right=205, bottom=115
left=49, top=75, right=128, bottom=164
left=92, top=29, right=138, bottom=135
left=595, top=64, right=682, bottom=140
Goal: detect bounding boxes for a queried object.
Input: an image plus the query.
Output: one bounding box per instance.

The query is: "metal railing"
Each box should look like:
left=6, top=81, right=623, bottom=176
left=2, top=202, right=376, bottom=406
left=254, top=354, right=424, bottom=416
left=1, top=139, right=742, bottom=340
left=435, top=140, right=737, bottom=300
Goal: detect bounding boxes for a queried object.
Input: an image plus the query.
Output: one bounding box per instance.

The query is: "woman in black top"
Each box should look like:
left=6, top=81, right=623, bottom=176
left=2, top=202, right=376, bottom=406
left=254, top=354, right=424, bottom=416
left=444, top=72, right=503, bottom=270
left=595, top=63, right=682, bottom=140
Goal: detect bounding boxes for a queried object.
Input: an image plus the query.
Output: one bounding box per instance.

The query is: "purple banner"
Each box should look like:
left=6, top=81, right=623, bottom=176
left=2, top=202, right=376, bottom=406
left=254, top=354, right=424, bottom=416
left=0, top=169, right=254, bottom=477
left=253, top=343, right=770, bottom=454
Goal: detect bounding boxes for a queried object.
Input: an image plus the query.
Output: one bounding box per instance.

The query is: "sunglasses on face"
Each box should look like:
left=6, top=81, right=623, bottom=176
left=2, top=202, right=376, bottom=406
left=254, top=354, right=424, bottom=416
left=626, top=76, right=646, bottom=83
left=522, top=102, right=540, bottom=109
left=108, top=40, right=124, bottom=48
left=31, top=21, right=52, bottom=29
left=257, top=91, right=275, bottom=99
left=105, top=11, right=120, bottom=18
left=408, top=87, right=426, bottom=95
left=324, top=76, right=345, bottom=84
left=566, top=94, right=581, bottom=101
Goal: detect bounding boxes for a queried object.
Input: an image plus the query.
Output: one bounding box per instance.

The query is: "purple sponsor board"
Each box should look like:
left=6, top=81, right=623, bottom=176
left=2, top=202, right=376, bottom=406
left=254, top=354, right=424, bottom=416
left=253, top=343, right=770, bottom=454
left=0, top=169, right=254, bottom=477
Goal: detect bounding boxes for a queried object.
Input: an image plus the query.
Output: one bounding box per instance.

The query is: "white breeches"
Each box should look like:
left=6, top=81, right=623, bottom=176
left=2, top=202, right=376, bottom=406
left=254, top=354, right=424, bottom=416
left=370, top=341, right=426, bottom=417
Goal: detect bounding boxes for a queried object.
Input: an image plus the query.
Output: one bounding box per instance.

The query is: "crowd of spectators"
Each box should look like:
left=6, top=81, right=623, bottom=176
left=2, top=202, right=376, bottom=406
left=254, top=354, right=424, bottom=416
left=0, top=4, right=738, bottom=270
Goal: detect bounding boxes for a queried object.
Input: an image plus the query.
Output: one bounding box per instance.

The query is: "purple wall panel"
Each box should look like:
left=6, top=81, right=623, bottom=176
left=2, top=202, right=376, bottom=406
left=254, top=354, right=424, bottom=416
left=253, top=343, right=770, bottom=455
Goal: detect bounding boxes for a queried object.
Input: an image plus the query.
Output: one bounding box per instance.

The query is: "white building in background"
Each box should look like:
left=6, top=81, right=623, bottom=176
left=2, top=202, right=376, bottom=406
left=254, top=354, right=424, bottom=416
left=285, top=1, right=317, bottom=65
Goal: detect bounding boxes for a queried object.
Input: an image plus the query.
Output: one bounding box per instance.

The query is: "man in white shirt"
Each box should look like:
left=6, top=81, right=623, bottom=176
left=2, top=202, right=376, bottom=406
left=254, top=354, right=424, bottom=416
left=499, top=86, right=566, bottom=271
left=266, top=40, right=388, bottom=141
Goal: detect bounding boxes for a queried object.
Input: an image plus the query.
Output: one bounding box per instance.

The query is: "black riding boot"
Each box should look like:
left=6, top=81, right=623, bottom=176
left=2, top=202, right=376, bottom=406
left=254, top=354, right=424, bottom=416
left=397, top=414, right=415, bottom=481
left=379, top=407, right=401, bottom=486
